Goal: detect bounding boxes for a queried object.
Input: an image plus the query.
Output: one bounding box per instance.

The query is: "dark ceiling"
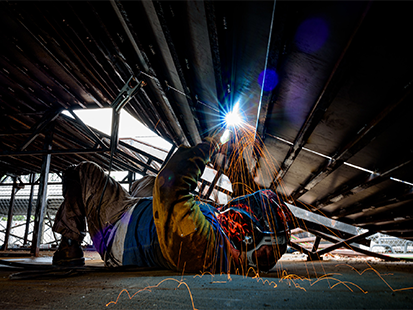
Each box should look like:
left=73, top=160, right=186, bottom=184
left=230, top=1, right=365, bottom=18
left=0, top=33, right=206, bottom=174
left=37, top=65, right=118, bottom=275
left=1, top=1, right=413, bottom=240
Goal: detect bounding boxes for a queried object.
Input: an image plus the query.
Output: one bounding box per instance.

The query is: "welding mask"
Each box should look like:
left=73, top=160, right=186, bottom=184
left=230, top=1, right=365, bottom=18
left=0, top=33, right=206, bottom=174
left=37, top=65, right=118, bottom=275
left=217, top=190, right=293, bottom=271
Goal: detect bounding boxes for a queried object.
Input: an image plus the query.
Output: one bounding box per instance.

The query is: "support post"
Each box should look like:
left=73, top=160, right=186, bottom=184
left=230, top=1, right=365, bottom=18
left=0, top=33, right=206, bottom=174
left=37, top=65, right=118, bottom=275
left=23, top=173, right=36, bottom=245
left=311, top=236, right=322, bottom=252
left=161, top=145, right=176, bottom=170
left=204, top=169, right=223, bottom=200
left=46, top=212, right=58, bottom=246
left=2, top=176, right=18, bottom=250
left=30, top=132, right=52, bottom=257
left=127, top=171, right=135, bottom=193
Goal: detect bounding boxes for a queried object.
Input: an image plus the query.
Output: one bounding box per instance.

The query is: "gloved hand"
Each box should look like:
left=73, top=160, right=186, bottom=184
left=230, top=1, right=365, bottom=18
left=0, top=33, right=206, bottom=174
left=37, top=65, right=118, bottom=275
left=207, top=128, right=234, bottom=173
left=205, top=127, right=232, bottom=155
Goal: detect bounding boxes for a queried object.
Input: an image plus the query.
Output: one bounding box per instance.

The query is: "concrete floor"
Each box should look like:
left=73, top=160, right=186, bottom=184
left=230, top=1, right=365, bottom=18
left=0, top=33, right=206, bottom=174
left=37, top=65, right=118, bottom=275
left=0, top=252, right=412, bottom=309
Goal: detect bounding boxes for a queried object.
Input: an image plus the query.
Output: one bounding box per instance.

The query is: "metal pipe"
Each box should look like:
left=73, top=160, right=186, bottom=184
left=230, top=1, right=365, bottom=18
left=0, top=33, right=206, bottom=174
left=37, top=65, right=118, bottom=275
left=109, top=0, right=189, bottom=146
left=0, top=148, right=109, bottom=157
left=30, top=130, right=53, bottom=257
left=204, top=170, right=223, bottom=200
left=275, top=1, right=373, bottom=184
left=254, top=0, right=277, bottom=141
left=13, top=6, right=103, bottom=108
left=23, top=173, right=36, bottom=245
left=2, top=176, right=18, bottom=250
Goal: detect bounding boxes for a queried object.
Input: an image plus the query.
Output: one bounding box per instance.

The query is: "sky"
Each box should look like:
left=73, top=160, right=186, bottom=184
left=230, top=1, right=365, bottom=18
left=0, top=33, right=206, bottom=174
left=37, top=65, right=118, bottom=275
left=62, top=108, right=173, bottom=183
left=63, top=108, right=172, bottom=151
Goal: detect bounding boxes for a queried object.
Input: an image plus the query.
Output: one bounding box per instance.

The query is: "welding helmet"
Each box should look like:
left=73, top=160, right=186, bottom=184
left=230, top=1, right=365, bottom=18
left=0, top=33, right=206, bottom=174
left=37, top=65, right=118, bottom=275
left=217, top=190, right=293, bottom=271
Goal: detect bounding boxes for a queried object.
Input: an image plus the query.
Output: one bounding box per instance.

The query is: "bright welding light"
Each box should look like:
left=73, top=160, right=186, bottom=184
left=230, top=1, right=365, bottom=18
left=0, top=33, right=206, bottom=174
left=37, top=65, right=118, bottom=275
left=224, top=101, right=242, bottom=127
left=221, top=102, right=242, bottom=144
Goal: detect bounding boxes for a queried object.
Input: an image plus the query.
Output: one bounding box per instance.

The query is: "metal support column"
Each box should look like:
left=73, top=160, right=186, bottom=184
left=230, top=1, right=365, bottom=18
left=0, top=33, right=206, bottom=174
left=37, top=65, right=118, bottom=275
left=23, top=173, right=36, bottom=245
left=30, top=132, right=52, bottom=257
left=2, top=176, right=18, bottom=250
left=160, top=145, right=176, bottom=170
left=311, top=236, right=322, bottom=252
left=204, top=169, right=223, bottom=200
left=127, top=171, right=135, bottom=193
left=46, top=211, right=58, bottom=246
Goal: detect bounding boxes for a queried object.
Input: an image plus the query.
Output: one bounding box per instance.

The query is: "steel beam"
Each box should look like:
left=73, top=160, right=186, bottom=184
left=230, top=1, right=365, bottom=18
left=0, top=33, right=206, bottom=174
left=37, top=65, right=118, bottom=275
left=23, top=173, right=36, bottom=245
left=2, top=177, right=18, bottom=251
left=138, top=0, right=202, bottom=145
left=127, top=171, right=135, bottom=193
left=0, top=33, right=86, bottom=108
left=275, top=2, right=372, bottom=185
left=315, top=230, right=374, bottom=256
left=290, top=227, right=400, bottom=261
left=100, top=153, right=145, bottom=176
left=204, top=1, right=224, bottom=107
left=114, top=149, right=158, bottom=174
left=185, top=0, right=220, bottom=130
left=353, top=200, right=413, bottom=226
left=46, top=212, right=58, bottom=246
left=161, top=145, right=177, bottom=170
left=110, top=0, right=189, bottom=147
left=314, top=155, right=413, bottom=212
left=118, top=140, right=164, bottom=165
left=361, top=218, right=413, bottom=233
left=307, top=229, right=399, bottom=261
left=287, top=202, right=371, bottom=246
left=36, top=3, right=114, bottom=106
left=0, top=148, right=109, bottom=157
left=17, top=109, right=62, bottom=151
left=290, top=84, right=413, bottom=200
left=254, top=0, right=277, bottom=142
left=67, top=109, right=106, bottom=149
left=204, top=169, right=223, bottom=200
left=30, top=130, right=52, bottom=257
left=333, top=185, right=413, bottom=219
left=10, top=4, right=104, bottom=108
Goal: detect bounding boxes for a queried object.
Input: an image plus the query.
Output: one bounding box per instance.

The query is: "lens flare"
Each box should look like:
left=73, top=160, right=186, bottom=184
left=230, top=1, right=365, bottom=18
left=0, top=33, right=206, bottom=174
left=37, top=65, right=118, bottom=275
left=295, top=17, right=329, bottom=53
left=258, top=69, right=279, bottom=92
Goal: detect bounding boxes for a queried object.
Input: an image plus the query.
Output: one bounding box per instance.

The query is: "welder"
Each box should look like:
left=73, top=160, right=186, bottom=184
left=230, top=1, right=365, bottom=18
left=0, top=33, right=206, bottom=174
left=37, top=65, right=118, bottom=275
left=52, top=131, right=293, bottom=273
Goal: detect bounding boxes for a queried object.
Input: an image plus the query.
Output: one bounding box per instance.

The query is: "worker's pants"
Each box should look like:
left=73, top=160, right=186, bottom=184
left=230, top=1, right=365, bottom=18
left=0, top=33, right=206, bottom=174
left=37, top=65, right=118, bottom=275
left=52, top=162, right=138, bottom=254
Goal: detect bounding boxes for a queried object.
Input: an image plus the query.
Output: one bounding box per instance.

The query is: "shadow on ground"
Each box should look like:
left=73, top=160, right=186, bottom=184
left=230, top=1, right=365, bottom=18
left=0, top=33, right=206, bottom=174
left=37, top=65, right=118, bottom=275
left=1, top=252, right=413, bottom=309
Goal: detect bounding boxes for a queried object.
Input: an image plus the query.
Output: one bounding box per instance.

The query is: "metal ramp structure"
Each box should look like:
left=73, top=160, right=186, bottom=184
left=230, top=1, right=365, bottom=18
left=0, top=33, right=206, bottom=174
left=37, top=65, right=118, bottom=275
left=1, top=0, right=413, bottom=260
left=369, top=233, right=413, bottom=255
left=286, top=203, right=406, bottom=261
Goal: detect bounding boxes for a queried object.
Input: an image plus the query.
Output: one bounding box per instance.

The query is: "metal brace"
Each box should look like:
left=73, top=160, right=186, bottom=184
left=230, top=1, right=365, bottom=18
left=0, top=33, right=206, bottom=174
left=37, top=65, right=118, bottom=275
left=110, top=75, right=145, bottom=154
left=111, top=75, right=145, bottom=113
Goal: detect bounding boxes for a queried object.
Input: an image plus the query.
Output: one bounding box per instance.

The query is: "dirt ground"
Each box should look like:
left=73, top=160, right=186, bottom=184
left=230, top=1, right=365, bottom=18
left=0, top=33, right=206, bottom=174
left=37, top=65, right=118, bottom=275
left=0, top=251, right=412, bottom=309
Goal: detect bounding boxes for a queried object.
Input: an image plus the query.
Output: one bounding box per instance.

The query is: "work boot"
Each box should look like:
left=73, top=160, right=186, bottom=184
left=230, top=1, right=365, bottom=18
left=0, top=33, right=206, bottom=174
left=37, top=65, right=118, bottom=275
left=52, top=237, right=85, bottom=267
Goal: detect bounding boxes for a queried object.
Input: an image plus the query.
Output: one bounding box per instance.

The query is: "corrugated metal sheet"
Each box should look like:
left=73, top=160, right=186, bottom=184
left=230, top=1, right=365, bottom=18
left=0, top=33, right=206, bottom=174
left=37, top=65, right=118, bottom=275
left=1, top=1, right=412, bottom=240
